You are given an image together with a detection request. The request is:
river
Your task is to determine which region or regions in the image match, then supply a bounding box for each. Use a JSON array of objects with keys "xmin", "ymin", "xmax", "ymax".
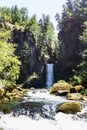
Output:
[{"xmin": 0, "ymin": 89, "xmax": 87, "ymax": 130}]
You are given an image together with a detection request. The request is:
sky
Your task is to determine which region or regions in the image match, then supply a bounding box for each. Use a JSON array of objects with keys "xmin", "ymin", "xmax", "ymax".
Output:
[{"xmin": 0, "ymin": 0, "xmax": 66, "ymax": 36}]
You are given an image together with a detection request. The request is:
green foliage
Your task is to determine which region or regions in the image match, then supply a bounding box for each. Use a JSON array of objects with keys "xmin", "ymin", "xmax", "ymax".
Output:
[
  {"xmin": 0, "ymin": 28, "xmax": 11, "ymax": 42},
  {"xmin": 0, "ymin": 7, "xmax": 12, "ymax": 23},
  {"xmin": 56, "ymin": 0, "xmax": 87, "ymax": 30},
  {"xmin": 25, "ymin": 14, "xmax": 55, "ymax": 59},
  {"xmin": 11, "ymin": 5, "xmax": 22, "ymax": 24},
  {"xmin": 80, "ymin": 89, "xmax": 87, "ymax": 95},
  {"xmin": 20, "ymin": 42, "xmax": 29, "ymax": 60},
  {"xmin": 20, "ymin": 7, "xmax": 28, "ymax": 25},
  {"xmin": 0, "ymin": 41, "xmax": 21, "ymax": 86},
  {"xmin": 37, "ymin": 14, "xmax": 55, "ymax": 57},
  {"xmin": 26, "ymin": 15, "xmax": 40, "ymax": 40},
  {"xmin": 69, "ymin": 59, "xmax": 87, "ymax": 86},
  {"xmin": 80, "ymin": 21, "xmax": 87, "ymax": 42}
]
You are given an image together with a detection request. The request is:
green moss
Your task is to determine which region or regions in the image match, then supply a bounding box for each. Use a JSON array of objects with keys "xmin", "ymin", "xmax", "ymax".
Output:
[
  {"xmin": 56, "ymin": 102, "xmax": 82, "ymax": 114},
  {"xmin": 49, "ymin": 87, "xmax": 58, "ymax": 95}
]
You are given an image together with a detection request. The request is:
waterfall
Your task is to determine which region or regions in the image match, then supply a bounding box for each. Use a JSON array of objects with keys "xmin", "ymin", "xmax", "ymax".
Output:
[{"xmin": 46, "ymin": 63, "xmax": 54, "ymax": 88}]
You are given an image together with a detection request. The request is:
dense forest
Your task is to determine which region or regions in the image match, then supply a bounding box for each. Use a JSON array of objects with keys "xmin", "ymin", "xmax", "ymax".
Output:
[{"xmin": 0, "ymin": 0, "xmax": 87, "ymax": 93}]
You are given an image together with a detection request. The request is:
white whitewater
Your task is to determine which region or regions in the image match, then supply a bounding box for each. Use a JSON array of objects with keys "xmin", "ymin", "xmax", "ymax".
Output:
[
  {"xmin": 46, "ymin": 63, "xmax": 54, "ymax": 88},
  {"xmin": 0, "ymin": 89, "xmax": 87, "ymax": 130}
]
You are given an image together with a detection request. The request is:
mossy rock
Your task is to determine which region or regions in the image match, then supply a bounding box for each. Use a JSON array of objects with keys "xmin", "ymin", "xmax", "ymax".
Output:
[
  {"xmin": 56, "ymin": 101, "xmax": 82, "ymax": 114},
  {"xmin": 0, "ymin": 88, "xmax": 5, "ymax": 98},
  {"xmin": 50, "ymin": 81, "xmax": 73, "ymax": 95},
  {"xmin": 71, "ymin": 85, "xmax": 84, "ymax": 93},
  {"xmin": 66, "ymin": 93, "xmax": 82, "ymax": 100},
  {"xmin": 11, "ymin": 88, "xmax": 27, "ymax": 100},
  {"xmin": 1, "ymin": 97, "xmax": 9, "ymax": 102},
  {"xmin": 82, "ymin": 95, "xmax": 87, "ymax": 101},
  {"xmin": 50, "ymin": 87, "xmax": 59, "ymax": 95}
]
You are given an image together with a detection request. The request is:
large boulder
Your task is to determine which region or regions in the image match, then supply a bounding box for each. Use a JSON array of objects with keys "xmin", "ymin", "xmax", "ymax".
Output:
[
  {"xmin": 56, "ymin": 101, "xmax": 82, "ymax": 114},
  {"xmin": 50, "ymin": 81, "xmax": 73, "ymax": 95}
]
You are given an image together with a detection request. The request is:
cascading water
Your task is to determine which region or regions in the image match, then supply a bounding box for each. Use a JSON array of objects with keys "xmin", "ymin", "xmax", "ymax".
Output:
[
  {"xmin": 0, "ymin": 89, "xmax": 87, "ymax": 130},
  {"xmin": 46, "ymin": 63, "xmax": 54, "ymax": 88}
]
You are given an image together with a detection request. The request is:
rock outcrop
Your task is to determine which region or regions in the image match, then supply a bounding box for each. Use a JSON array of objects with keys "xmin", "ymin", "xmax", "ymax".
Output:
[{"xmin": 57, "ymin": 16, "xmax": 86, "ymax": 79}]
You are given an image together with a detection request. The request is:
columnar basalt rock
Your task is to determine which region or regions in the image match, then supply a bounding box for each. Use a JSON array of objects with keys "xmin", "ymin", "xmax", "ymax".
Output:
[
  {"xmin": 57, "ymin": 16, "xmax": 86, "ymax": 79},
  {"xmin": 12, "ymin": 28, "xmax": 37, "ymax": 82}
]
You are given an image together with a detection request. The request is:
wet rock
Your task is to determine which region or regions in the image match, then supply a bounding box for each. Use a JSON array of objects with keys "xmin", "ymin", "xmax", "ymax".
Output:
[
  {"xmin": 23, "ymin": 77, "xmax": 44, "ymax": 89},
  {"xmin": 50, "ymin": 81, "xmax": 73, "ymax": 95},
  {"xmin": 56, "ymin": 101, "xmax": 82, "ymax": 114},
  {"xmin": 82, "ymin": 95, "xmax": 87, "ymax": 101},
  {"xmin": 71, "ymin": 85, "xmax": 84, "ymax": 93},
  {"xmin": 66, "ymin": 93, "xmax": 82, "ymax": 100}
]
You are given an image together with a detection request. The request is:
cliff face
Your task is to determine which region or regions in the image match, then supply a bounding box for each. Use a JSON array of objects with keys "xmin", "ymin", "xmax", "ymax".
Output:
[
  {"xmin": 12, "ymin": 27, "xmax": 37, "ymax": 82},
  {"xmin": 11, "ymin": 27, "xmax": 47, "ymax": 83},
  {"xmin": 57, "ymin": 17, "xmax": 85, "ymax": 79}
]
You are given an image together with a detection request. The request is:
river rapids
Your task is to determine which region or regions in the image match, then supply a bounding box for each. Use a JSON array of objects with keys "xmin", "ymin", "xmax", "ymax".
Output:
[{"xmin": 0, "ymin": 89, "xmax": 87, "ymax": 130}]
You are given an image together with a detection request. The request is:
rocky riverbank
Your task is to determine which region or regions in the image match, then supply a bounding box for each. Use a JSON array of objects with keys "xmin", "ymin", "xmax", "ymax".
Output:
[{"xmin": 0, "ymin": 86, "xmax": 28, "ymax": 103}]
